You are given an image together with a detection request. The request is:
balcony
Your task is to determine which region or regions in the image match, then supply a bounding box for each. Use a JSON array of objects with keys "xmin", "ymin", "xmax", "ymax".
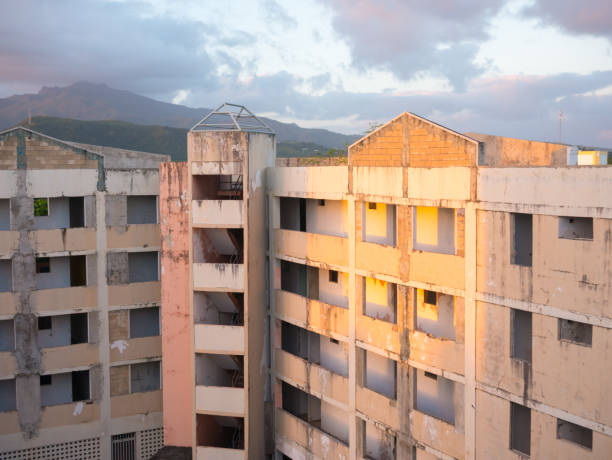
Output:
[
  {"xmin": 197, "ymin": 447, "xmax": 245, "ymax": 460},
  {"xmin": 110, "ymin": 336, "xmax": 162, "ymax": 363},
  {"xmin": 111, "ymin": 389, "xmax": 163, "ymax": 418},
  {"xmin": 32, "ymin": 286, "xmax": 97, "ymax": 313},
  {"xmin": 275, "ymin": 349, "xmax": 348, "ymax": 406},
  {"xmin": 40, "ymin": 401, "xmax": 100, "ymax": 428},
  {"xmin": 195, "ymin": 324, "xmax": 244, "ymax": 355},
  {"xmin": 108, "ymin": 281, "xmax": 160, "ymax": 307},
  {"xmin": 356, "ymin": 314, "xmax": 400, "ymax": 355},
  {"xmin": 107, "ymin": 224, "xmax": 161, "ymax": 250},
  {"xmin": 275, "ymin": 229, "xmax": 348, "ymax": 269},
  {"xmin": 31, "ymin": 228, "xmax": 96, "ymax": 254},
  {"xmin": 193, "ymin": 263, "xmax": 244, "ymax": 291},
  {"xmin": 410, "ymin": 251, "xmax": 465, "ymax": 290},
  {"xmin": 196, "ymin": 386, "xmax": 245, "ymax": 417},
  {"xmin": 275, "ymin": 408, "xmax": 349, "ymax": 460},
  {"xmin": 410, "ymin": 410, "xmax": 464, "ymax": 460},
  {"xmin": 356, "ymin": 241, "xmax": 401, "ymax": 279},
  {"xmin": 192, "ymin": 200, "xmax": 243, "ymax": 228},
  {"xmin": 275, "ymin": 290, "xmax": 348, "ymax": 339},
  {"xmin": 409, "ymin": 331, "xmax": 464, "ymax": 376},
  {"xmin": 41, "ymin": 343, "xmax": 98, "ymax": 373},
  {"xmin": 356, "ymin": 385, "xmax": 400, "ymax": 430}
]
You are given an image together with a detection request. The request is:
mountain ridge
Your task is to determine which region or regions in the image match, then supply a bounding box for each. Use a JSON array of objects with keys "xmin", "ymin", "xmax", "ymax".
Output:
[{"xmin": 0, "ymin": 82, "xmax": 359, "ymax": 149}]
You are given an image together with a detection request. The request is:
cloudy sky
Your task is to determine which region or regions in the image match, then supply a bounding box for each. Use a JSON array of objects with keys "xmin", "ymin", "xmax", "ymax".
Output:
[{"xmin": 1, "ymin": 0, "xmax": 611, "ymax": 144}]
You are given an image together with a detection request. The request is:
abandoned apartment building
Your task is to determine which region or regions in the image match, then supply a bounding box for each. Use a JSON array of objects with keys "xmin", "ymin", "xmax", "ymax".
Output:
[
  {"xmin": 0, "ymin": 127, "xmax": 167, "ymax": 459},
  {"xmin": 160, "ymin": 105, "xmax": 612, "ymax": 460}
]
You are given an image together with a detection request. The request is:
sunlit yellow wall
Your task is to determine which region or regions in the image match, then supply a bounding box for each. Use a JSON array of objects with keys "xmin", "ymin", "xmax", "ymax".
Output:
[
  {"xmin": 577, "ymin": 151, "xmax": 599, "ymax": 165},
  {"xmin": 364, "ymin": 202, "xmax": 388, "ymax": 238},
  {"xmin": 365, "ymin": 276, "xmax": 388, "ymax": 306},
  {"xmin": 415, "ymin": 206, "xmax": 438, "ymax": 246}
]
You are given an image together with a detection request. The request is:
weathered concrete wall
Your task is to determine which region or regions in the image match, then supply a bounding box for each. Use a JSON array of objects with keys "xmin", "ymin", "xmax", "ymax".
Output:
[{"xmin": 159, "ymin": 162, "xmax": 191, "ymax": 447}]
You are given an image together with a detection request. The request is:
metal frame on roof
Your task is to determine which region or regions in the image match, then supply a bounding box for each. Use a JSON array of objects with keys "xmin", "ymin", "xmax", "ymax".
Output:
[{"xmin": 190, "ymin": 103, "xmax": 274, "ymax": 134}]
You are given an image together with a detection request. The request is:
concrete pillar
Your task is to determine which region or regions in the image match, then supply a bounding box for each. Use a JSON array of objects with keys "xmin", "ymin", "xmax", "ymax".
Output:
[
  {"xmin": 348, "ymin": 196, "xmax": 357, "ymax": 460},
  {"xmin": 464, "ymin": 203, "xmax": 477, "ymax": 460}
]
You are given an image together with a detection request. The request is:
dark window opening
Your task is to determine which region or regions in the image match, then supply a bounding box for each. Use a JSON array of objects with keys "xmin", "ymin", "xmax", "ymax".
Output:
[
  {"xmin": 558, "ymin": 319, "xmax": 592, "ymax": 347},
  {"xmin": 510, "ymin": 402, "xmax": 531, "ymax": 456},
  {"xmin": 511, "ymin": 213, "xmax": 533, "ymax": 267},
  {"xmin": 329, "ymin": 270, "xmax": 338, "ymax": 283},
  {"xmin": 299, "ymin": 198, "xmax": 306, "ymax": 232},
  {"xmin": 192, "ymin": 175, "xmax": 243, "ymax": 200},
  {"xmin": 196, "ymin": 414, "xmax": 244, "ymax": 450},
  {"xmin": 557, "ymin": 419, "xmax": 592, "ymax": 450},
  {"xmin": 69, "ymin": 197, "xmax": 85, "ymax": 228},
  {"xmin": 127, "ymin": 195, "xmax": 157, "ymax": 225},
  {"xmin": 281, "ymin": 321, "xmax": 320, "ymax": 364},
  {"xmin": 330, "ymin": 338, "xmax": 339, "ymax": 344},
  {"xmin": 424, "ymin": 371, "xmax": 438, "ymax": 380},
  {"xmin": 36, "ymin": 257, "xmax": 50, "ymax": 274},
  {"xmin": 72, "ymin": 370, "xmax": 90, "ymax": 401},
  {"xmin": 511, "ymin": 309, "xmax": 532, "ymax": 363},
  {"xmin": 368, "ymin": 202, "xmax": 377, "ymax": 210},
  {"xmin": 319, "ymin": 199, "xmax": 325, "ymax": 206},
  {"xmin": 280, "ymin": 260, "xmax": 309, "ymax": 298},
  {"xmin": 34, "ymin": 198, "xmax": 49, "ymax": 217},
  {"xmin": 40, "ymin": 375, "xmax": 52, "ymax": 386},
  {"xmin": 129, "ymin": 307, "xmax": 160, "ymax": 338},
  {"xmin": 70, "ymin": 255, "xmax": 87, "ymax": 287},
  {"xmin": 70, "ymin": 313, "xmax": 88, "ymax": 345},
  {"xmin": 424, "ymin": 290, "xmax": 437, "ymax": 305},
  {"xmin": 558, "ymin": 216, "xmax": 593, "ymax": 240},
  {"xmin": 38, "ymin": 316, "xmax": 52, "ymax": 330}
]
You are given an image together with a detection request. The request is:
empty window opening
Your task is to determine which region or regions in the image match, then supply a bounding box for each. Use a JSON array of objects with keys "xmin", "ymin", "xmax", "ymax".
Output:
[
  {"xmin": 36, "ymin": 255, "xmax": 88, "ymax": 289},
  {"xmin": 511, "ymin": 309, "xmax": 532, "ymax": 363},
  {"xmin": 127, "ymin": 195, "xmax": 157, "ymax": 225},
  {"xmin": 196, "ymin": 414, "xmax": 244, "ymax": 450},
  {"xmin": 192, "ymin": 174, "xmax": 243, "ymax": 201},
  {"xmin": 280, "ymin": 197, "xmax": 348, "ymax": 237},
  {"xmin": 363, "ymin": 277, "xmax": 396, "ymax": 323},
  {"xmin": 329, "ymin": 270, "xmax": 338, "ymax": 283},
  {"xmin": 130, "ymin": 361, "xmax": 160, "ymax": 393},
  {"xmin": 511, "ymin": 213, "xmax": 533, "ymax": 266},
  {"xmin": 69, "ymin": 197, "xmax": 85, "ymax": 228},
  {"xmin": 0, "ymin": 378, "xmax": 16, "ymax": 412},
  {"xmin": 36, "ymin": 257, "xmax": 50, "ymax": 274},
  {"xmin": 111, "ymin": 432, "xmax": 136, "ymax": 460},
  {"xmin": 280, "ymin": 260, "xmax": 314, "ymax": 298},
  {"xmin": 129, "ymin": 307, "xmax": 160, "ymax": 338},
  {"xmin": 558, "ymin": 319, "xmax": 592, "ymax": 347},
  {"xmin": 193, "ymin": 228, "xmax": 243, "ymax": 264},
  {"xmin": 363, "ymin": 420, "xmax": 395, "ymax": 460},
  {"xmin": 510, "ymin": 402, "xmax": 531, "ymax": 456},
  {"xmin": 281, "ymin": 322, "xmax": 320, "ymax": 365},
  {"xmin": 415, "ymin": 368, "xmax": 455, "ymax": 425},
  {"xmin": 363, "ymin": 202, "xmax": 396, "ymax": 246},
  {"xmin": 128, "ymin": 252, "xmax": 159, "ymax": 283},
  {"xmin": 558, "ymin": 216, "xmax": 593, "ymax": 240},
  {"xmin": 364, "ymin": 350, "xmax": 396, "ymax": 399},
  {"xmin": 40, "ymin": 370, "xmax": 90, "ymax": 406},
  {"xmin": 0, "ymin": 199, "xmax": 10, "ymax": 230},
  {"xmin": 38, "ymin": 313, "xmax": 89, "ymax": 348},
  {"xmin": 282, "ymin": 382, "xmax": 321, "ymax": 427},
  {"xmin": 557, "ymin": 419, "xmax": 592, "ymax": 450},
  {"xmin": 196, "ymin": 353, "xmax": 244, "ymax": 388},
  {"xmin": 330, "ymin": 338, "xmax": 339, "ymax": 344},
  {"xmin": 413, "ymin": 207, "xmax": 455, "ymax": 254},
  {"xmin": 38, "ymin": 316, "xmax": 52, "ymax": 330},
  {"xmin": 415, "ymin": 289, "xmax": 456, "ymax": 340},
  {"xmin": 194, "ymin": 292, "xmax": 244, "ymax": 326},
  {"xmin": 0, "ymin": 259, "xmax": 11, "ymax": 292},
  {"xmin": 0, "ymin": 319, "xmax": 15, "ymax": 351},
  {"xmin": 34, "ymin": 198, "xmax": 49, "ymax": 217},
  {"xmin": 319, "ymin": 199, "xmax": 325, "ymax": 206},
  {"xmin": 280, "ymin": 197, "xmax": 305, "ymax": 231}
]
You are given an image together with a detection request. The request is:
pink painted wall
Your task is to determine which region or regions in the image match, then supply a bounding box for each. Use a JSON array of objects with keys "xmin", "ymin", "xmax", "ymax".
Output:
[{"xmin": 159, "ymin": 162, "xmax": 192, "ymax": 447}]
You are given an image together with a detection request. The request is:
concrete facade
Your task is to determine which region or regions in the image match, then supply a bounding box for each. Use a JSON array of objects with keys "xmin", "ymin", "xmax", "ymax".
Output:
[
  {"xmin": 158, "ymin": 109, "xmax": 612, "ymax": 460},
  {"xmin": 0, "ymin": 127, "xmax": 167, "ymax": 460}
]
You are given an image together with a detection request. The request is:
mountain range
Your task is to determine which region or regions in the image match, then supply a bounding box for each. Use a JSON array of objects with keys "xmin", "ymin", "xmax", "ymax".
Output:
[{"xmin": 0, "ymin": 82, "xmax": 359, "ymax": 149}]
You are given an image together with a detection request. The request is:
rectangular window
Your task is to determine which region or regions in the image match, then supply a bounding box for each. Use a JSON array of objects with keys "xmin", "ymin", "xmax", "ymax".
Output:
[
  {"xmin": 129, "ymin": 307, "xmax": 160, "ymax": 338},
  {"xmin": 127, "ymin": 195, "xmax": 158, "ymax": 225},
  {"xmin": 40, "ymin": 375, "xmax": 52, "ymax": 385},
  {"xmin": 413, "ymin": 206, "xmax": 455, "ymax": 254},
  {"xmin": 510, "ymin": 402, "xmax": 531, "ymax": 456},
  {"xmin": 368, "ymin": 202, "xmax": 377, "ymax": 210},
  {"xmin": 511, "ymin": 309, "xmax": 532, "ymax": 363},
  {"xmin": 33, "ymin": 198, "xmax": 49, "ymax": 217},
  {"xmin": 511, "ymin": 213, "xmax": 532, "ymax": 266},
  {"xmin": 558, "ymin": 319, "xmax": 592, "ymax": 347},
  {"xmin": 557, "ymin": 419, "xmax": 592, "ymax": 450},
  {"xmin": 319, "ymin": 199, "xmax": 325, "ymax": 206},
  {"xmin": 38, "ymin": 316, "xmax": 52, "ymax": 330},
  {"xmin": 424, "ymin": 290, "xmax": 437, "ymax": 305},
  {"xmin": 130, "ymin": 361, "xmax": 160, "ymax": 393},
  {"xmin": 414, "ymin": 368, "xmax": 455, "ymax": 425},
  {"xmin": 36, "ymin": 257, "xmax": 50, "ymax": 274},
  {"xmin": 329, "ymin": 270, "xmax": 338, "ymax": 283},
  {"xmin": 72, "ymin": 370, "xmax": 90, "ymax": 401},
  {"xmin": 558, "ymin": 217, "xmax": 593, "ymax": 240}
]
